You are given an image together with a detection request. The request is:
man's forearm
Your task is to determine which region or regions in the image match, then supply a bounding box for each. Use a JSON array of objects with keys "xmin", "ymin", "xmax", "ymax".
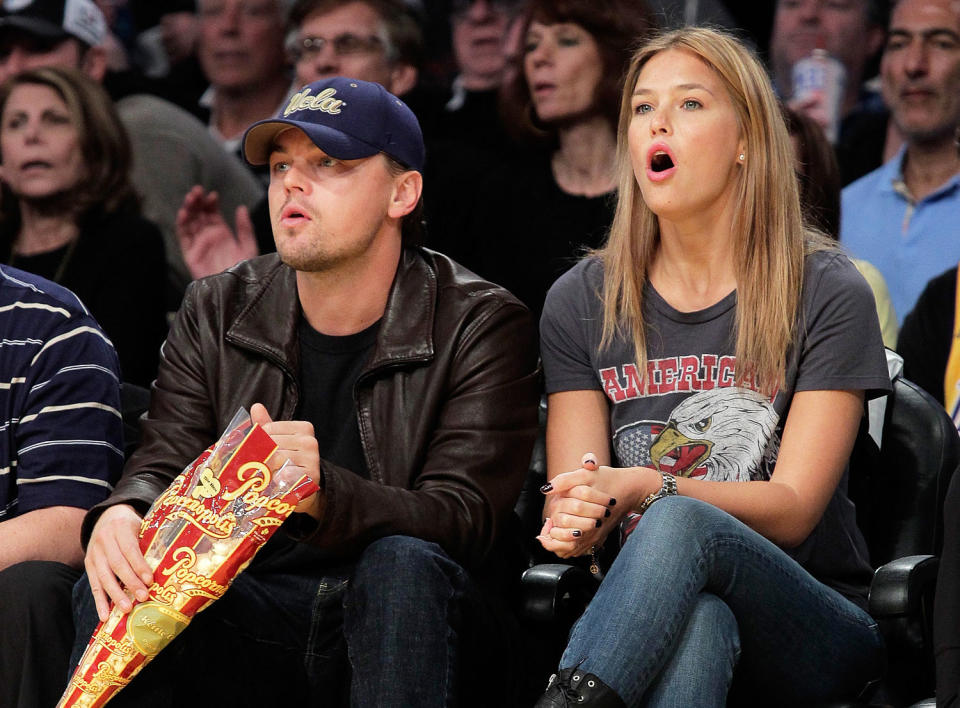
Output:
[{"xmin": 0, "ymin": 506, "xmax": 87, "ymax": 571}]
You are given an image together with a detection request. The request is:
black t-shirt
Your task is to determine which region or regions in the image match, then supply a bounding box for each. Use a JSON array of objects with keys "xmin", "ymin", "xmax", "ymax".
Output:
[
  {"xmin": 4, "ymin": 210, "xmax": 168, "ymax": 387},
  {"xmin": 254, "ymin": 315, "xmax": 380, "ymax": 571},
  {"xmin": 294, "ymin": 316, "xmax": 381, "ymax": 478},
  {"xmin": 443, "ymin": 152, "xmax": 616, "ymax": 322}
]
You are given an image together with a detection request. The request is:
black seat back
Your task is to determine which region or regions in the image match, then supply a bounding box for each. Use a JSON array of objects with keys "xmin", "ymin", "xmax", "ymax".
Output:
[
  {"xmin": 847, "ymin": 376, "xmax": 959, "ymax": 705},
  {"xmin": 849, "ymin": 377, "xmax": 960, "ymax": 566}
]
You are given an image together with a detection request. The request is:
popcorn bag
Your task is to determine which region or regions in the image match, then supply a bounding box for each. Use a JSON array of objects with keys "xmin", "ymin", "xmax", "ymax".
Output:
[{"xmin": 58, "ymin": 409, "xmax": 319, "ymax": 708}]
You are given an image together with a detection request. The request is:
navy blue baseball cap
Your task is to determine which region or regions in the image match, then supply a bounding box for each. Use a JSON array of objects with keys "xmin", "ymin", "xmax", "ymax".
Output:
[{"xmin": 243, "ymin": 77, "xmax": 425, "ymax": 172}]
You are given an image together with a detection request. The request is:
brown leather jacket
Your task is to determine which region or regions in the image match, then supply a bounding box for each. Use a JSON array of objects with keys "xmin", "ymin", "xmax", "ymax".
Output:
[{"xmin": 83, "ymin": 248, "xmax": 540, "ymax": 568}]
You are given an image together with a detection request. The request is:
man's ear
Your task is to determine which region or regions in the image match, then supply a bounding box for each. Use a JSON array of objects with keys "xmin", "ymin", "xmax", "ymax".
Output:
[
  {"xmin": 80, "ymin": 45, "xmax": 108, "ymax": 82},
  {"xmin": 388, "ymin": 63, "xmax": 418, "ymax": 98},
  {"xmin": 388, "ymin": 169, "xmax": 423, "ymax": 219}
]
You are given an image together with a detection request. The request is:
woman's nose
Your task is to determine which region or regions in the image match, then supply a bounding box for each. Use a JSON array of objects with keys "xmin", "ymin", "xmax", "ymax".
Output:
[
  {"xmin": 21, "ymin": 119, "xmax": 42, "ymax": 143},
  {"xmin": 650, "ymin": 110, "xmax": 671, "ymax": 135},
  {"xmin": 529, "ymin": 40, "xmax": 553, "ymax": 66}
]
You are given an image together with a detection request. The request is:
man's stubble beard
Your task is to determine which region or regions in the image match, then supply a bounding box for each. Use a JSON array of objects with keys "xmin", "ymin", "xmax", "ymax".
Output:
[{"xmin": 274, "ymin": 221, "xmax": 379, "ymax": 274}]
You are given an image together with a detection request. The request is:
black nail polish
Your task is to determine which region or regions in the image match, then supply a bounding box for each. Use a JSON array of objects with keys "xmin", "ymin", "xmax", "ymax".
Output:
[
  {"xmin": 540, "ymin": 483, "xmax": 553, "ymax": 493},
  {"xmin": 572, "ymin": 529, "xmax": 582, "ymax": 537},
  {"xmin": 604, "ymin": 508, "xmax": 611, "ymax": 518},
  {"xmin": 595, "ymin": 519, "xmax": 602, "ymax": 528},
  {"xmin": 609, "ymin": 498, "xmax": 617, "ymax": 506}
]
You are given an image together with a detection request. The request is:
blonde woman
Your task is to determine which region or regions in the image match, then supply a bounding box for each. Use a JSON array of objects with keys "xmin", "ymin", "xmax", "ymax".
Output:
[{"xmin": 535, "ymin": 28, "xmax": 889, "ymax": 707}]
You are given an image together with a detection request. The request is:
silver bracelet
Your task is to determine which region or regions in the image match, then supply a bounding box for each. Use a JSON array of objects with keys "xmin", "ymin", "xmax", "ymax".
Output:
[{"xmin": 637, "ymin": 471, "xmax": 678, "ymax": 515}]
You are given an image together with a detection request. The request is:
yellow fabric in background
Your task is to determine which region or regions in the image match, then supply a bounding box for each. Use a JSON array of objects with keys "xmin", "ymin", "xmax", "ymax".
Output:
[
  {"xmin": 851, "ymin": 258, "xmax": 898, "ymax": 349},
  {"xmin": 945, "ymin": 267, "xmax": 960, "ymax": 425}
]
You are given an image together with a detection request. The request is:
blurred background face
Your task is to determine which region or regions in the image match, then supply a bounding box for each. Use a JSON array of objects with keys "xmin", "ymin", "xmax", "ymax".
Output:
[
  {"xmin": 161, "ymin": 11, "xmax": 201, "ymax": 65},
  {"xmin": 197, "ymin": 0, "xmax": 288, "ymax": 91},
  {"xmin": 290, "ymin": 2, "xmax": 392, "ymax": 87},
  {"xmin": 771, "ymin": 0, "xmax": 881, "ymax": 93},
  {"xmin": 0, "ymin": 32, "xmax": 84, "ymax": 83},
  {"xmin": 0, "ymin": 83, "xmax": 85, "ymax": 200},
  {"xmin": 450, "ymin": 0, "xmax": 520, "ymax": 89},
  {"xmin": 881, "ymin": 0, "xmax": 960, "ymax": 143},
  {"xmin": 523, "ymin": 20, "xmax": 603, "ymax": 124}
]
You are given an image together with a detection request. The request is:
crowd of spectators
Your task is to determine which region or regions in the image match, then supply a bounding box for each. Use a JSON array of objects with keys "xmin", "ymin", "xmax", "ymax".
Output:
[{"xmin": 0, "ymin": 0, "xmax": 959, "ymax": 705}]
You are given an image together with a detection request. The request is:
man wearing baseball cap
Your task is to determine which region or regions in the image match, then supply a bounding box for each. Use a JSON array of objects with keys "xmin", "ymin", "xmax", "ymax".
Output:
[
  {"xmin": 76, "ymin": 78, "xmax": 538, "ymax": 706},
  {"xmin": 0, "ymin": 0, "xmax": 105, "ymax": 56}
]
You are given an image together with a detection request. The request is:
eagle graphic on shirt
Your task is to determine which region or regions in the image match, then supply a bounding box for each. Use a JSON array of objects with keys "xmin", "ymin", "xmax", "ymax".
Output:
[{"xmin": 613, "ymin": 386, "xmax": 780, "ymax": 483}]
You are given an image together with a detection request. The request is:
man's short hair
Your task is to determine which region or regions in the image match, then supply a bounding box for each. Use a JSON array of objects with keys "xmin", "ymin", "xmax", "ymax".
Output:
[
  {"xmin": 865, "ymin": 0, "xmax": 891, "ymax": 28},
  {"xmin": 384, "ymin": 155, "xmax": 424, "ymax": 245}
]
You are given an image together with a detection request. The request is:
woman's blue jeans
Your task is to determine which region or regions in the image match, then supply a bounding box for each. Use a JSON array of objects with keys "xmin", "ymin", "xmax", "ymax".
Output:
[{"xmin": 560, "ymin": 496, "xmax": 884, "ymax": 707}]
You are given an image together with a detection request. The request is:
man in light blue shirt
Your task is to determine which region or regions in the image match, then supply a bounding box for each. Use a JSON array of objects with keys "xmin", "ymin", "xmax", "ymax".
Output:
[{"xmin": 840, "ymin": 0, "xmax": 960, "ymax": 324}]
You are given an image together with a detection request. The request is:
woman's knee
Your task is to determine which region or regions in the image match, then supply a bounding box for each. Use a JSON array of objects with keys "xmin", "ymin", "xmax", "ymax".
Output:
[
  {"xmin": 623, "ymin": 496, "xmax": 735, "ymax": 555},
  {"xmin": 642, "ymin": 495, "xmax": 729, "ymax": 528}
]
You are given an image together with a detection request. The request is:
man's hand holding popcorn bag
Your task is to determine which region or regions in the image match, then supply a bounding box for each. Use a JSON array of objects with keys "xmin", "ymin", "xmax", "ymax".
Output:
[{"xmin": 58, "ymin": 405, "xmax": 321, "ymax": 707}]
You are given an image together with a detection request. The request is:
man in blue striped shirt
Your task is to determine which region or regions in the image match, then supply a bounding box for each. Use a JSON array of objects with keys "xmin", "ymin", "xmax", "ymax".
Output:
[{"xmin": 0, "ymin": 264, "xmax": 123, "ymax": 708}]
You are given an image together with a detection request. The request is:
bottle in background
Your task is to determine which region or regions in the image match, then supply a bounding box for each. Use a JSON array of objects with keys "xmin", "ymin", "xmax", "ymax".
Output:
[{"xmin": 791, "ymin": 45, "xmax": 846, "ymax": 144}]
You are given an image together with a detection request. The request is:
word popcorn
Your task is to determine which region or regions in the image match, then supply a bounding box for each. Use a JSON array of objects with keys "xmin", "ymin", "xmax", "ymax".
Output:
[{"xmin": 57, "ymin": 409, "xmax": 319, "ymax": 708}]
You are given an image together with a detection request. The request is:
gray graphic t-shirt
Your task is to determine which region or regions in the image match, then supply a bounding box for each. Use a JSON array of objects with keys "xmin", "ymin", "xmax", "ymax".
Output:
[{"xmin": 540, "ymin": 249, "xmax": 891, "ymax": 604}]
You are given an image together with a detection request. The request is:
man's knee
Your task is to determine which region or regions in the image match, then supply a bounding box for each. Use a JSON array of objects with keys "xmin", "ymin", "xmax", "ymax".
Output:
[
  {"xmin": 353, "ymin": 535, "xmax": 462, "ymax": 589},
  {"xmin": 0, "ymin": 562, "xmax": 79, "ymax": 707},
  {"xmin": 0, "ymin": 562, "xmax": 78, "ymax": 654},
  {"xmin": 0, "ymin": 560, "xmax": 78, "ymax": 617}
]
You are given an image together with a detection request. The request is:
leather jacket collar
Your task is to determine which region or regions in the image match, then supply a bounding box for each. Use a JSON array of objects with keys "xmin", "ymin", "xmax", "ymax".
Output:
[{"xmin": 224, "ymin": 249, "xmax": 436, "ymax": 379}]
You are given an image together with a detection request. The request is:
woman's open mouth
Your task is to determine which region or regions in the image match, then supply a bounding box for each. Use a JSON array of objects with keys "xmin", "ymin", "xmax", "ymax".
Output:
[{"xmin": 646, "ymin": 144, "xmax": 677, "ymax": 182}]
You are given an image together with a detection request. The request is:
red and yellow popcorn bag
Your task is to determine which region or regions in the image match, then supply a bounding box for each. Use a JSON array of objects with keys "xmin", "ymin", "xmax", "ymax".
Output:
[{"xmin": 58, "ymin": 409, "xmax": 319, "ymax": 707}]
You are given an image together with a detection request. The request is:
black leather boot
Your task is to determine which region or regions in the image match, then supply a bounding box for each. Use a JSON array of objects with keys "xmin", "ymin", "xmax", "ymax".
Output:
[{"xmin": 533, "ymin": 667, "xmax": 627, "ymax": 707}]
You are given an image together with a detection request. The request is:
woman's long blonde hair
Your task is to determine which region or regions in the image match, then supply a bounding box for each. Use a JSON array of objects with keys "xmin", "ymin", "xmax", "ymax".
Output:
[{"xmin": 599, "ymin": 27, "xmax": 829, "ymax": 392}]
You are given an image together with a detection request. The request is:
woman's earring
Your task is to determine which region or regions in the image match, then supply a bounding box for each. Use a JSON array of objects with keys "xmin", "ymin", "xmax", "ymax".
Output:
[{"xmin": 738, "ymin": 153, "xmax": 745, "ymax": 162}]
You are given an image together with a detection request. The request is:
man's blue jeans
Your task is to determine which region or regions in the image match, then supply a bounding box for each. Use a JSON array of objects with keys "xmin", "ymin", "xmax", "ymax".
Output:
[
  {"xmin": 71, "ymin": 535, "xmax": 509, "ymax": 706},
  {"xmin": 559, "ymin": 497, "xmax": 884, "ymax": 707}
]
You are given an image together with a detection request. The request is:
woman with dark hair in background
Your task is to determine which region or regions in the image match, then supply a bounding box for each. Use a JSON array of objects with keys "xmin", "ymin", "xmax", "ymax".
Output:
[
  {"xmin": 451, "ymin": 0, "xmax": 656, "ymax": 320},
  {"xmin": 782, "ymin": 104, "xmax": 897, "ymax": 347},
  {"xmin": 0, "ymin": 66, "xmax": 167, "ymax": 386}
]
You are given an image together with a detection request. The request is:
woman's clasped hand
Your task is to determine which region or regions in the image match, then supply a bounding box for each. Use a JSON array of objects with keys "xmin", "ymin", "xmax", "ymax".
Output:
[{"xmin": 537, "ymin": 453, "xmax": 654, "ymax": 558}]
